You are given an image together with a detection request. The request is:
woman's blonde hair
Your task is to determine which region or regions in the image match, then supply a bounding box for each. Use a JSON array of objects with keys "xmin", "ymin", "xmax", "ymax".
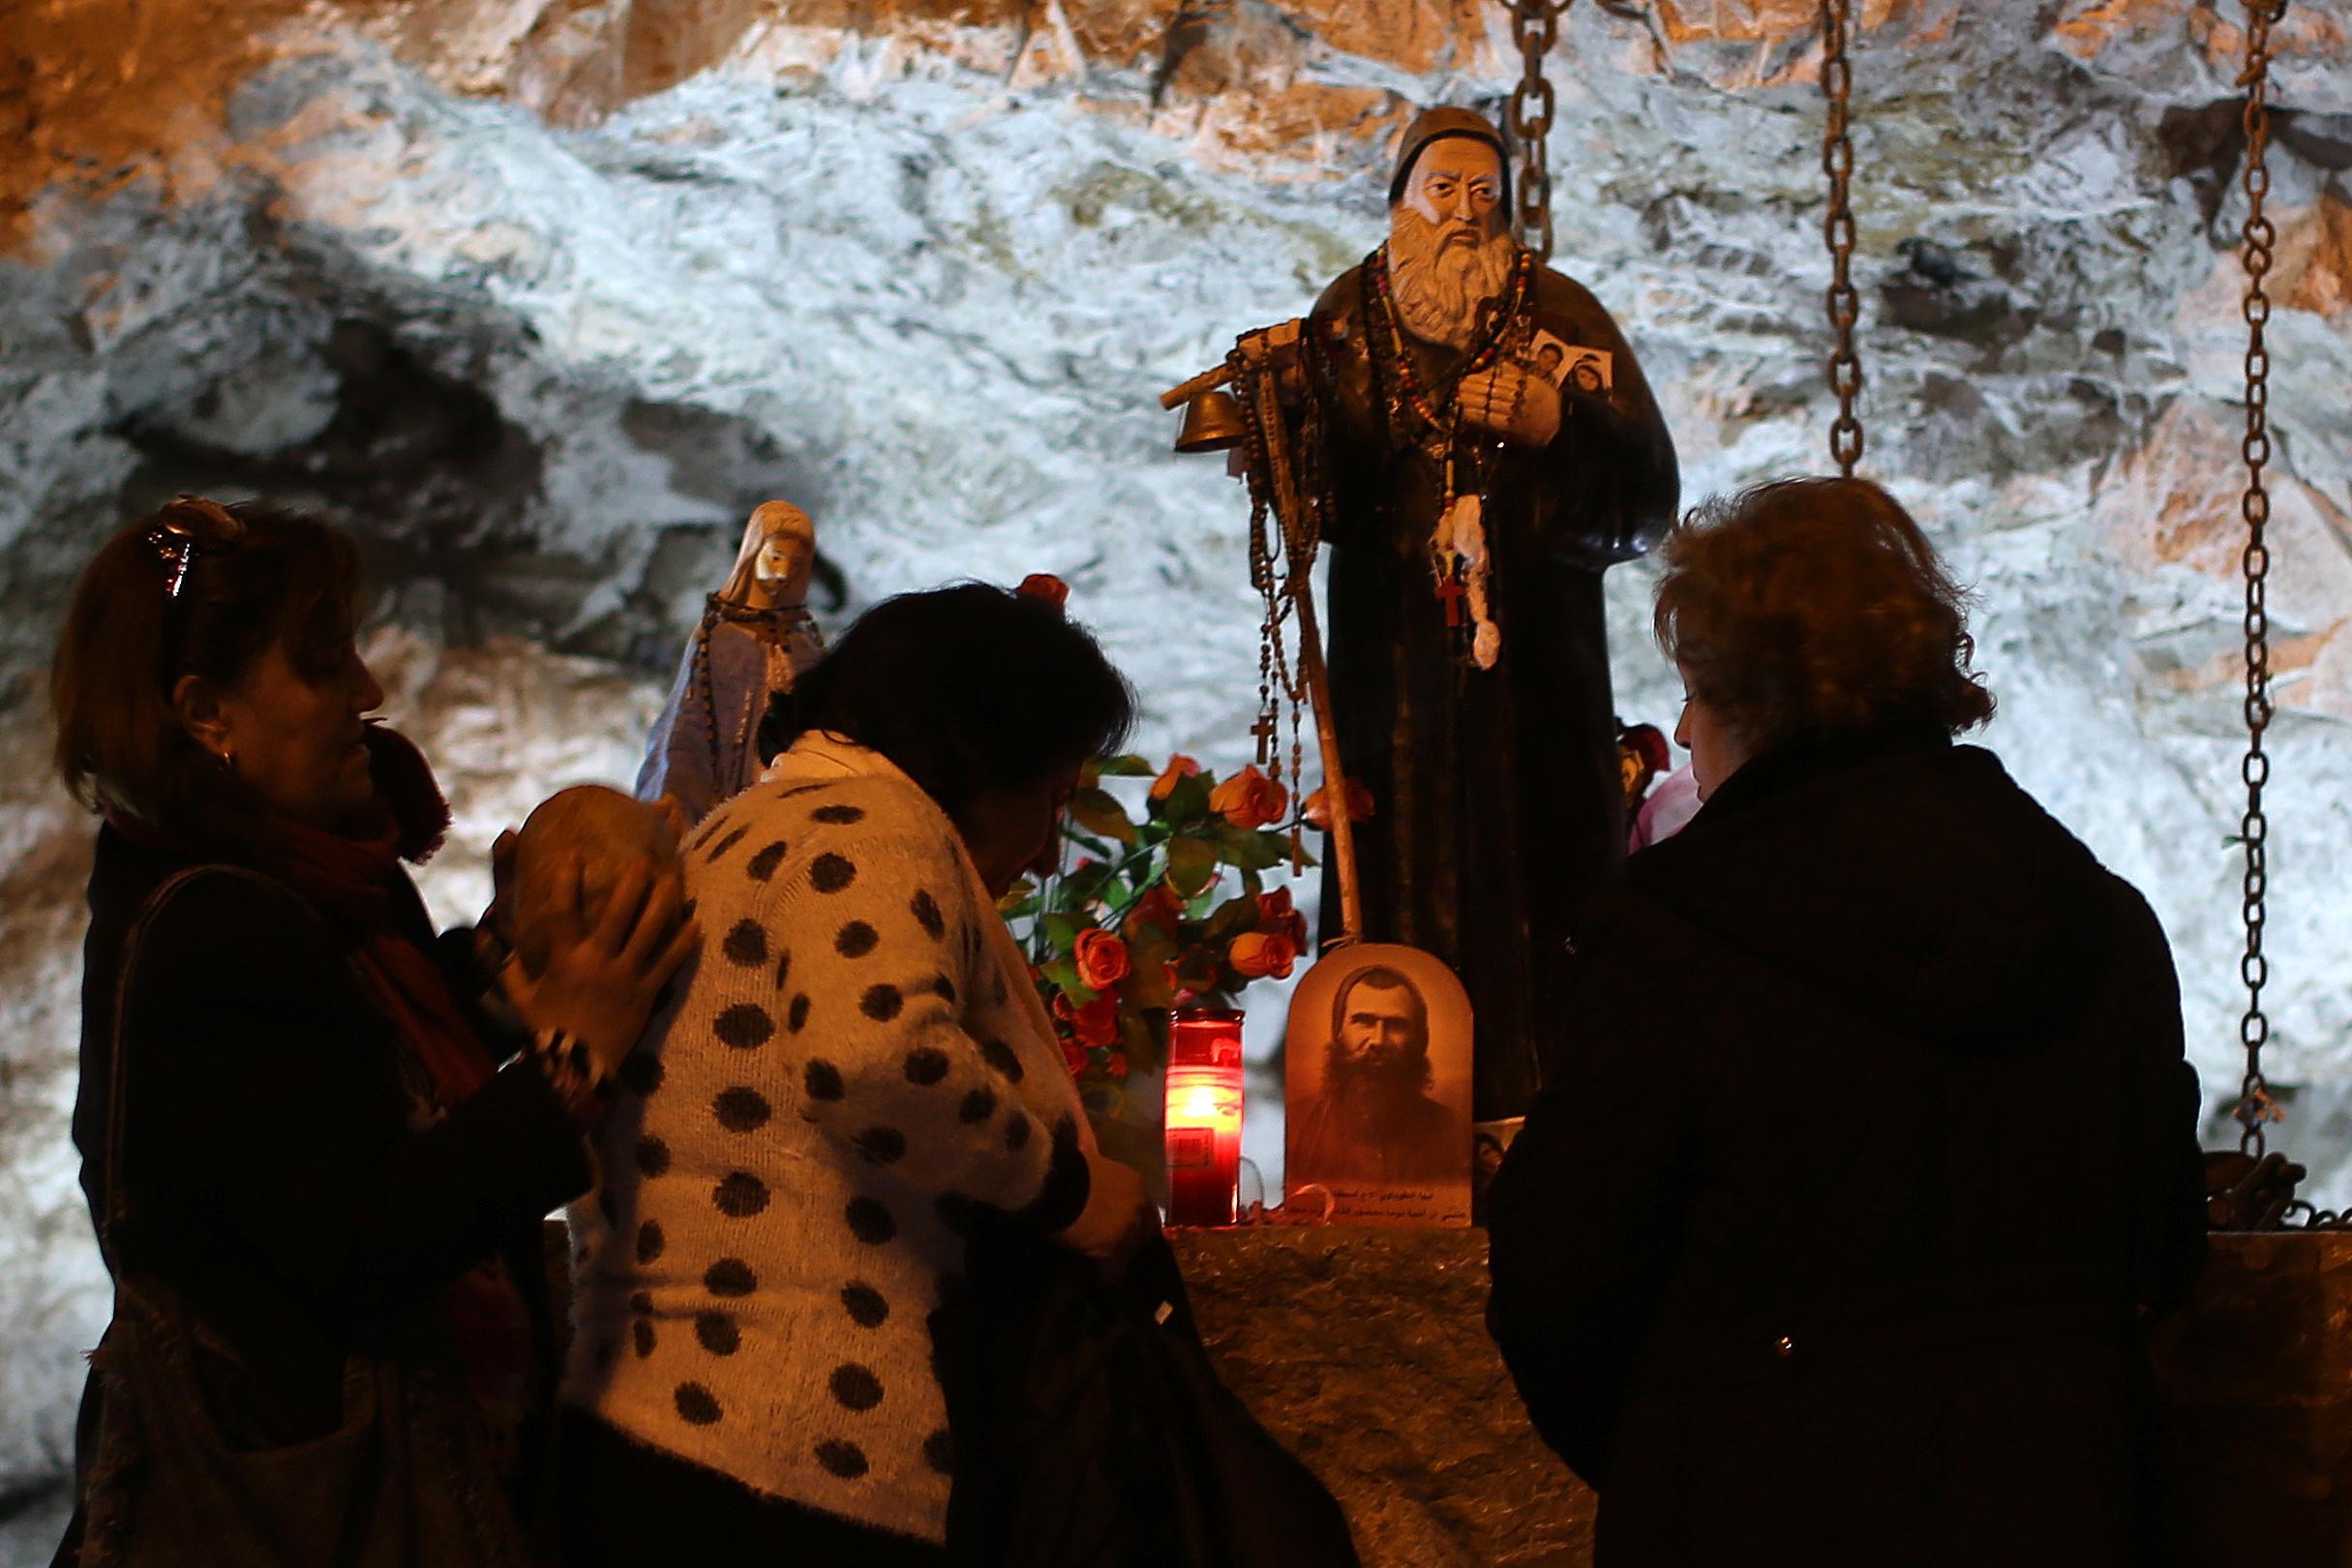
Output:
[{"xmin": 1653, "ymin": 477, "xmax": 1994, "ymax": 748}]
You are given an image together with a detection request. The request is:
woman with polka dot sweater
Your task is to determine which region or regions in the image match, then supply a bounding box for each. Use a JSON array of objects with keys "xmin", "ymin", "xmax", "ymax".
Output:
[{"xmin": 559, "ymin": 583, "xmax": 1157, "ymax": 1564}]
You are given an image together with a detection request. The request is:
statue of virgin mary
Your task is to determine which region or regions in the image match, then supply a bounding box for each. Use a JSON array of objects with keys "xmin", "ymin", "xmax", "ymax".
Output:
[{"xmin": 636, "ymin": 500, "xmax": 826, "ymax": 824}]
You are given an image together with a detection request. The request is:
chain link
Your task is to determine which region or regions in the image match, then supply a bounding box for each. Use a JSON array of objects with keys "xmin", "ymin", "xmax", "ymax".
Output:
[
  {"xmin": 2234, "ymin": 0, "xmax": 2288, "ymax": 1157},
  {"xmin": 1507, "ymin": 0, "xmax": 1572, "ymax": 262},
  {"xmin": 1819, "ymin": 0, "xmax": 1865, "ymax": 476}
]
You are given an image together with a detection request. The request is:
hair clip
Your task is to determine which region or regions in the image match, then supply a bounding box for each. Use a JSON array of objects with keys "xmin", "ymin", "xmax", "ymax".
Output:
[
  {"xmin": 1017, "ymin": 573, "xmax": 1070, "ymax": 612},
  {"xmin": 146, "ymin": 496, "xmax": 246, "ymax": 600}
]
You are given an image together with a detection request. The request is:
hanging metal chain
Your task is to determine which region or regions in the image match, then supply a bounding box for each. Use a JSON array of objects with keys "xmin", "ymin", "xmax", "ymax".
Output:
[
  {"xmin": 1820, "ymin": 0, "xmax": 1864, "ymax": 477},
  {"xmin": 2234, "ymin": 0, "xmax": 2289, "ymax": 1156},
  {"xmin": 1507, "ymin": 0, "xmax": 1573, "ymax": 262}
]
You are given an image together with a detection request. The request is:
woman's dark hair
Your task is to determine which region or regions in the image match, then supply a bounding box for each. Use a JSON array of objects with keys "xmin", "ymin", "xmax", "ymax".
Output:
[
  {"xmin": 51, "ymin": 497, "xmax": 363, "ymax": 840},
  {"xmin": 1653, "ymin": 476, "xmax": 1994, "ymax": 748},
  {"xmin": 760, "ymin": 582, "xmax": 1135, "ymax": 818}
]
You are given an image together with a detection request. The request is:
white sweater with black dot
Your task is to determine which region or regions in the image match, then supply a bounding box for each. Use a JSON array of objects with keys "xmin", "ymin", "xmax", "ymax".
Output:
[{"xmin": 563, "ymin": 732, "xmax": 1093, "ymax": 1544}]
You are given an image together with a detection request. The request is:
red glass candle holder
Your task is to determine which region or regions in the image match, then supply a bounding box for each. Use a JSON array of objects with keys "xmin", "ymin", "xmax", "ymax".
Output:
[{"xmin": 1164, "ymin": 1007, "xmax": 1246, "ymax": 1226}]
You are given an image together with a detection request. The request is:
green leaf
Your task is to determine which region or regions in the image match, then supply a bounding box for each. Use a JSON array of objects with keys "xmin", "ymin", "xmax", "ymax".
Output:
[
  {"xmin": 1122, "ymin": 949, "xmax": 1177, "ymax": 1010},
  {"xmin": 1241, "ymin": 864, "xmax": 1263, "ymax": 898},
  {"xmin": 1067, "ymin": 786, "xmax": 1137, "ymax": 846},
  {"xmin": 1203, "ymin": 893, "xmax": 1259, "ymax": 944},
  {"xmin": 1040, "ymin": 912, "xmax": 1088, "ymax": 953},
  {"xmin": 1056, "ymin": 859, "xmax": 1115, "ymax": 911},
  {"xmin": 1064, "ymin": 829, "xmax": 1118, "ymax": 861},
  {"xmin": 1126, "ymin": 920, "xmax": 1180, "ymax": 964},
  {"xmin": 1165, "ymin": 834, "xmax": 1220, "ymax": 897},
  {"xmin": 1158, "ymin": 771, "xmax": 1214, "ymax": 825},
  {"xmin": 1097, "ymin": 753, "xmax": 1156, "ymax": 777},
  {"xmin": 1219, "ymin": 825, "xmax": 1287, "ymax": 871},
  {"xmin": 1041, "ymin": 955, "xmax": 1095, "ymax": 1004}
]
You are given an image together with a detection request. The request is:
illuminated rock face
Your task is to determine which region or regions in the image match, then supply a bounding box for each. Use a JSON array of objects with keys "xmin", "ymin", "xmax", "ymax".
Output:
[{"xmin": 2, "ymin": 0, "xmax": 2350, "ymax": 1527}]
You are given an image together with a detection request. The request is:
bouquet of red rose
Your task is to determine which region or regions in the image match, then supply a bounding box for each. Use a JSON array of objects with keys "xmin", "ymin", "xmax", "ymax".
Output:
[{"xmin": 999, "ymin": 752, "xmax": 1336, "ymax": 1179}]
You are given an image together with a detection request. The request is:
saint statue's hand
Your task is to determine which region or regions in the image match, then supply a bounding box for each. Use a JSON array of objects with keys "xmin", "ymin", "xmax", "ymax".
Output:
[{"xmin": 1459, "ymin": 363, "xmax": 1561, "ymax": 447}]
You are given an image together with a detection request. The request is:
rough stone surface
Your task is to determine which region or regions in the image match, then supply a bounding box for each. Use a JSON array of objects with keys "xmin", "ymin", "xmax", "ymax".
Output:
[
  {"xmin": 2156, "ymin": 1231, "xmax": 2352, "ymax": 1568},
  {"xmin": 1174, "ymin": 1225, "xmax": 1590, "ymax": 1567},
  {"xmin": 1170, "ymin": 1226, "xmax": 2352, "ymax": 1568},
  {"xmin": 3, "ymin": 0, "xmax": 2352, "ymax": 1533}
]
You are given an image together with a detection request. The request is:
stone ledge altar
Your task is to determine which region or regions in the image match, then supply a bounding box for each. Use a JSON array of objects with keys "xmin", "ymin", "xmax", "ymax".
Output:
[
  {"xmin": 1168, "ymin": 1227, "xmax": 2352, "ymax": 1568},
  {"xmin": 1170, "ymin": 1225, "xmax": 1593, "ymax": 1568}
]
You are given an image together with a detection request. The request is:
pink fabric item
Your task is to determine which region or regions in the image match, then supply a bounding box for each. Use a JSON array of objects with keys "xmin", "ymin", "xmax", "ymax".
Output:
[{"xmin": 1630, "ymin": 763, "xmax": 1703, "ymax": 853}]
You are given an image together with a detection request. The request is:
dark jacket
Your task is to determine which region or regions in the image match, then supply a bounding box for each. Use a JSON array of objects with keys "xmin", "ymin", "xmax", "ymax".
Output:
[
  {"xmin": 1486, "ymin": 728, "xmax": 2207, "ymax": 1568},
  {"xmin": 71, "ymin": 825, "xmax": 590, "ymax": 1493}
]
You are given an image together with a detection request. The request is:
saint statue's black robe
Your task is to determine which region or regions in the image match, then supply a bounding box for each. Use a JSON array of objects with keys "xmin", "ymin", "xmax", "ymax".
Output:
[{"xmin": 1305, "ymin": 257, "xmax": 1678, "ymax": 1121}]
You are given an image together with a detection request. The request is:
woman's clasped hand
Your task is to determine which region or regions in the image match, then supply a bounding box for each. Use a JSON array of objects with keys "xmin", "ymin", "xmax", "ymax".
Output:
[{"xmin": 496, "ymin": 850, "xmax": 698, "ymax": 1078}]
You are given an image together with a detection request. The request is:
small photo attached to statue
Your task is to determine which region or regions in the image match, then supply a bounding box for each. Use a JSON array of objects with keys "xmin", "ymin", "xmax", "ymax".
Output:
[
  {"xmin": 1284, "ymin": 946, "xmax": 1472, "ymax": 1226},
  {"xmin": 1523, "ymin": 329, "xmax": 1613, "ymax": 396}
]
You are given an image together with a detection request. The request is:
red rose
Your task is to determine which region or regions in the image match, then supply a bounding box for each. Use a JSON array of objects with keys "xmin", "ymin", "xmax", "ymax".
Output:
[
  {"xmin": 1208, "ymin": 765, "xmax": 1288, "ymax": 830},
  {"xmin": 1150, "ymin": 754, "xmax": 1202, "ymax": 802},
  {"xmin": 1072, "ymin": 928, "xmax": 1131, "ymax": 990},
  {"xmin": 1255, "ymin": 888, "xmax": 1309, "ymax": 950},
  {"xmin": 1017, "ymin": 573, "xmax": 1070, "ymax": 610},
  {"xmin": 1302, "ymin": 778, "xmax": 1374, "ymax": 830},
  {"xmin": 1052, "ymin": 991, "xmax": 1122, "ymax": 1047},
  {"xmin": 1061, "ymin": 1040, "xmax": 1089, "ymax": 1078},
  {"xmin": 1227, "ymin": 930, "xmax": 1299, "ymax": 980},
  {"xmin": 1104, "ymin": 1050, "xmax": 1129, "ymax": 1079},
  {"xmin": 1122, "ymin": 884, "xmax": 1185, "ymax": 938}
]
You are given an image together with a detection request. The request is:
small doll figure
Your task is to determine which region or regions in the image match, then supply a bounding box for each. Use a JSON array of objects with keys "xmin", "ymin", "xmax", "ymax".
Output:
[
  {"xmin": 1618, "ymin": 717, "xmax": 1702, "ymax": 853},
  {"xmin": 1616, "ymin": 720, "xmax": 1670, "ymax": 818},
  {"xmin": 636, "ymin": 501, "xmax": 826, "ymax": 825}
]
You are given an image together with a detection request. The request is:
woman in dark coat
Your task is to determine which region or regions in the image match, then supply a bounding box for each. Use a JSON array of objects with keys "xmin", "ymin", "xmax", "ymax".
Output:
[
  {"xmin": 1486, "ymin": 477, "xmax": 2207, "ymax": 1568},
  {"xmin": 49, "ymin": 497, "xmax": 695, "ymax": 1564}
]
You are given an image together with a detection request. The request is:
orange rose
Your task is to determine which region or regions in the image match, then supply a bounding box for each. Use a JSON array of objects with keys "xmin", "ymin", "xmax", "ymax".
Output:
[
  {"xmin": 1017, "ymin": 573, "xmax": 1070, "ymax": 610},
  {"xmin": 1053, "ymin": 991, "xmax": 1122, "ymax": 1047},
  {"xmin": 1208, "ymin": 765, "xmax": 1288, "ymax": 830},
  {"xmin": 1227, "ymin": 930, "xmax": 1299, "ymax": 980},
  {"xmin": 1302, "ymin": 778, "xmax": 1374, "ymax": 829},
  {"xmin": 1150, "ymin": 754, "xmax": 1202, "ymax": 802},
  {"xmin": 1072, "ymin": 928, "xmax": 1131, "ymax": 990},
  {"xmin": 1122, "ymin": 884, "xmax": 1185, "ymax": 938},
  {"xmin": 1255, "ymin": 888, "xmax": 1309, "ymax": 950}
]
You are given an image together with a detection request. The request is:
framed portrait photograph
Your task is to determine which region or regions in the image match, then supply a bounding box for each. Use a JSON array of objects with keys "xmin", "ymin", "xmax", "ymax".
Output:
[{"xmin": 1283, "ymin": 943, "xmax": 1473, "ymax": 1226}]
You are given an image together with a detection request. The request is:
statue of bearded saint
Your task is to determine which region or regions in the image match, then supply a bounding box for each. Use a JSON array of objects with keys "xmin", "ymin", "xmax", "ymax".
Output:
[
  {"xmin": 1299, "ymin": 106, "xmax": 1678, "ymax": 1122},
  {"xmin": 636, "ymin": 500, "xmax": 826, "ymax": 826}
]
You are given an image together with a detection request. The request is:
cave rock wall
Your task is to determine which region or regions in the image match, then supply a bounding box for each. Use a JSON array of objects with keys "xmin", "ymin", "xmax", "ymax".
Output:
[{"xmin": 3, "ymin": 0, "xmax": 2350, "ymax": 1535}]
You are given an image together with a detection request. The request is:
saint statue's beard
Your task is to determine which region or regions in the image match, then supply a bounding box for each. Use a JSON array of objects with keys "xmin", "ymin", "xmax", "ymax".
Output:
[{"xmin": 1387, "ymin": 206, "xmax": 1518, "ymax": 350}]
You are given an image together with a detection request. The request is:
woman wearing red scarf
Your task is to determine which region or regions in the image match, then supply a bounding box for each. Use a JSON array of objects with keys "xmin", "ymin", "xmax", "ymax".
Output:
[{"xmin": 47, "ymin": 498, "xmax": 697, "ymax": 1566}]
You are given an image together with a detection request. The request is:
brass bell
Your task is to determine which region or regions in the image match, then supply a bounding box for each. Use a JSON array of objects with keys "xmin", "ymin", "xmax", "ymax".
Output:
[{"xmin": 1173, "ymin": 389, "xmax": 1246, "ymax": 454}]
